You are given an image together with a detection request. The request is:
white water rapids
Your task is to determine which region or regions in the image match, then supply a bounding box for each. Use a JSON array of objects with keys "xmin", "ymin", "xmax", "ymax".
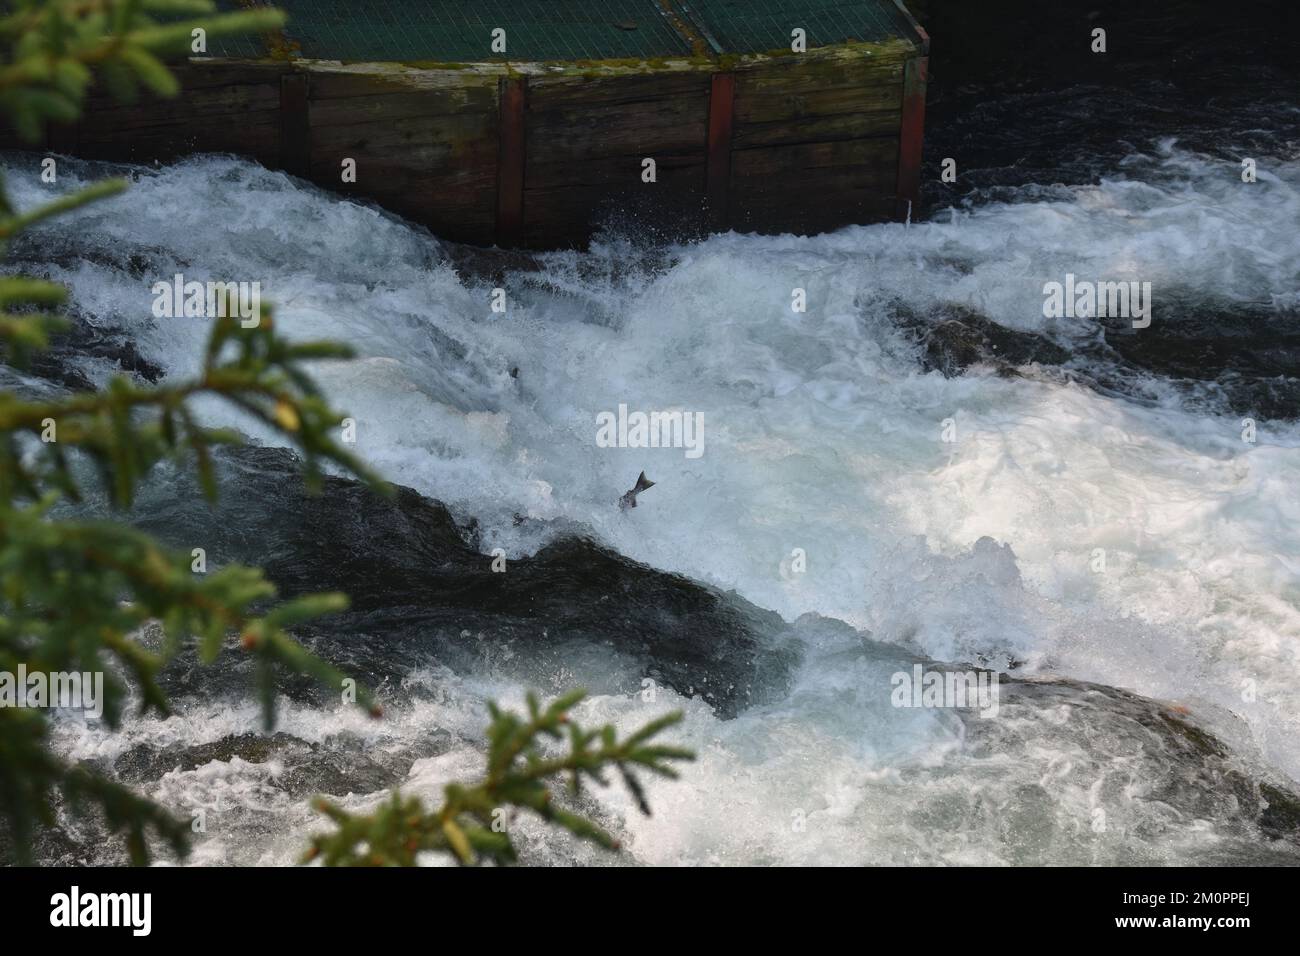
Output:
[{"xmin": 7, "ymin": 138, "xmax": 1300, "ymax": 865}]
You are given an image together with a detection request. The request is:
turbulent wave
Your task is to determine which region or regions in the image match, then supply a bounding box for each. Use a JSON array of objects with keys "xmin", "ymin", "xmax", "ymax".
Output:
[{"xmin": 4, "ymin": 132, "xmax": 1299, "ymax": 864}]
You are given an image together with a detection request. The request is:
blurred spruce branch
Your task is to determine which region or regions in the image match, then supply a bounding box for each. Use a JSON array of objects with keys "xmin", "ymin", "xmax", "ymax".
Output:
[
  {"xmin": 0, "ymin": 0, "xmax": 379, "ymax": 866},
  {"xmin": 0, "ymin": 1, "xmax": 690, "ymax": 868},
  {"xmin": 305, "ymin": 691, "xmax": 694, "ymax": 866},
  {"xmin": 0, "ymin": 1, "xmax": 286, "ymax": 138}
]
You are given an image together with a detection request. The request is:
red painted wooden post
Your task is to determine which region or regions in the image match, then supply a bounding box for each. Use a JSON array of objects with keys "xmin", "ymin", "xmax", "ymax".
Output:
[
  {"xmin": 706, "ymin": 72, "xmax": 735, "ymax": 231},
  {"xmin": 895, "ymin": 55, "xmax": 928, "ymax": 221},
  {"xmin": 496, "ymin": 77, "xmax": 527, "ymax": 245}
]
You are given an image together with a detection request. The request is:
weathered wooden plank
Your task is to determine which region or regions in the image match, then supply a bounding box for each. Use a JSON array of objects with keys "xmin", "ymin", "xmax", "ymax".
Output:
[
  {"xmin": 738, "ymin": 76, "xmax": 903, "ymax": 122},
  {"xmin": 309, "ymin": 138, "xmax": 497, "ymax": 187},
  {"xmin": 527, "ymin": 151, "xmax": 703, "ymax": 190},
  {"xmin": 523, "ymin": 136, "xmax": 706, "ymax": 246},
  {"xmin": 76, "ymin": 62, "xmax": 283, "ymax": 166},
  {"xmin": 733, "ymin": 108, "xmax": 900, "ymax": 149},
  {"xmin": 526, "ymin": 69, "xmax": 711, "ymax": 109},
  {"xmin": 46, "ymin": 119, "xmax": 77, "ymax": 155},
  {"xmin": 731, "ymin": 44, "xmax": 908, "ymax": 151},
  {"xmin": 527, "ymin": 96, "xmax": 709, "ymax": 163},
  {"xmin": 307, "ymin": 126, "xmax": 498, "ymax": 233},
  {"xmin": 280, "ymin": 73, "xmax": 311, "ymax": 176},
  {"xmin": 358, "ymin": 175, "xmax": 498, "ymax": 218},
  {"xmin": 76, "ymin": 108, "xmax": 280, "ymax": 165},
  {"xmin": 308, "ymin": 90, "xmax": 496, "ymax": 127},
  {"xmin": 83, "ymin": 83, "xmax": 280, "ymax": 123},
  {"xmin": 731, "ymin": 42, "xmax": 911, "ymax": 101},
  {"xmin": 330, "ymin": 145, "xmax": 496, "ymax": 213},
  {"xmin": 309, "ymin": 112, "xmax": 495, "ymax": 153},
  {"xmin": 300, "ymin": 69, "xmax": 501, "ymax": 246},
  {"xmin": 732, "ymin": 136, "xmax": 896, "ymax": 175},
  {"xmin": 304, "ymin": 67, "xmax": 503, "ymax": 100},
  {"xmin": 173, "ymin": 60, "xmax": 291, "ymax": 88},
  {"xmin": 730, "ymin": 136, "xmax": 898, "ymax": 233}
]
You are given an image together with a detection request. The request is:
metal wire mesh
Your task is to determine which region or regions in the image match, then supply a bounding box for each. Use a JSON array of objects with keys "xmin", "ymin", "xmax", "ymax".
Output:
[
  {"xmin": 207, "ymin": 1, "xmax": 274, "ymax": 58},
  {"xmin": 210, "ymin": 1, "xmax": 690, "ymax": 61},
  {"xmin": 207, "ymin": 1, "xmax": 915, "ymax": 62},
  {"xmin": 680, "ymin": 0, "xmax": 914, "ymax": 54}
]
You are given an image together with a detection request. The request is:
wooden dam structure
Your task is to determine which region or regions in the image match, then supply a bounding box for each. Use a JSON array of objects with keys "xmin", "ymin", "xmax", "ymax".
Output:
[{"xmin": 40, "ymin": 1, "xmax": 929, "ymax": 248}]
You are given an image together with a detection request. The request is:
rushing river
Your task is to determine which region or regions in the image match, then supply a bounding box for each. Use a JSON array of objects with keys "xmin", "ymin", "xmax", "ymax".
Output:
[{"xmin": 3, "ymin": 2, "xmax": 1299, "ymax": 866}]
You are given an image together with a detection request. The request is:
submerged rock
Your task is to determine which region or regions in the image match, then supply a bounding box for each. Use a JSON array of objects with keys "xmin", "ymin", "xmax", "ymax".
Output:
[
  {"xmin": 1098, "ymin": 301, "xmax": 1300, "ymax": 421},
  {"xmin": 111, "ymin": 729, "xmax": 453, "ymax": 799},
  {"xmin": 893, "ymin": 299, "xmax": 1300, "ymax": 421},
  {"xmin": 973, "ymin": 677, "xmax": 1300, "ymax": 857},
  {"xmin": 16, "ymin": 316, "xmax": 164, "ymax": 393},
  {"xmin": 128, "ymin": 445, "xmax": 800, "ymax": 719},
  {"xmin": 897, "ymin": 304, "xmax": 1071, "ymax": 377}
]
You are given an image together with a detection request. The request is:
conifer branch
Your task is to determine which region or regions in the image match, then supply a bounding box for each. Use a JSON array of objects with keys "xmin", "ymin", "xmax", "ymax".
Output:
[
  {"xmin": 0, "ymin": 0, "xmax": 385, "ymax": 865},
  {"xmin": 304, "ymin": 691, "xmax": 694, "ymax": 866},
  {"xmin": 0, "ymin": 1, "xmax": 692, "ymax": 868}
]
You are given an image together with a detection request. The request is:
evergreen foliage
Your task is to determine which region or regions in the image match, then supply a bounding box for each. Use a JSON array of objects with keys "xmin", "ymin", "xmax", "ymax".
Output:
[
  {"xmin": 0, "ymin": 1, "xmax": 690, "ymax": 866},
  {"xmin": 307, "ymin": 691, "xmax": 693, "ymax": 866}
]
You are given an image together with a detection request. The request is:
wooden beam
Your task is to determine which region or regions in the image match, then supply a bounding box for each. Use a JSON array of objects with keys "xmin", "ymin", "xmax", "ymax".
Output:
[
  {"xmin": 706, "ymin": 72, "xmax": 735, "ymax": 231},
  {"xmin": 45, "ymin": 120, "xmax": 78, "ymax": 157},
  {"xmin": 279, "ymin": 72, "xmax": 311, "ymax": 177},
  {"xmin": 895, "ymin": 55, "xmax": 927, "ymax": 221},
  {"xmin": 496, "ymin": 76, "xmax": 527, "ymax": 246}
]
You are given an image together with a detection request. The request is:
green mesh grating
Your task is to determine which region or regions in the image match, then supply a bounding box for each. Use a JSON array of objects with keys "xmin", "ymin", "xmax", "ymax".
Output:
[
  {"xmin": 679, "ymin": 0, "xmax": 914, "ymax": 54},
  {"xmin": 207, "ymin": 1, "xmax": 917, "ymax": 62},
  {"xmin": 207, "ymin": 1, "xmax": 274, "ymax": 59},
  {"xmin": 210, "ymin": 1, "xmax": 691, "ymax": 62}
]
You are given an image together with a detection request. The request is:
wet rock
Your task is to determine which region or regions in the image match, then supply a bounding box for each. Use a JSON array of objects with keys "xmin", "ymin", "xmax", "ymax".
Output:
[
  {"xmin": 974, "ymin": 676, "xmax": 1300, "ymax": 850},
  {"xmin": 898, "ymin": 304, "xmax": 1071, "ymax": 377},
  {"xmin": 1259, "ymin": 784, "xmax": 1300, "ymax": 839},
  {"xmin": 114, "ymin": 731, "xmax": 295, "ymax": 781},
  {"xmin": 113, "ymin": 728, "xmax": 454, "ymax": 798},
  {"xmin": 1099, "ymin": 302, "xmax": 1300, "ymax": 420},
  {"xmin": 128, "ymin": 446, "xmax": 801, "ymax": 719},
  {"xmin": 21, "ymin": 317, "xmax": 164, "ymax": 392}
]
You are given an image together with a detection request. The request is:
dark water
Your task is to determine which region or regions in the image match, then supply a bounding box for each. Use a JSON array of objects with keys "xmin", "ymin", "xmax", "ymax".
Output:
[{"xmin": 920, "ymin": 0, "xmax": 1300, "ymax": 420}]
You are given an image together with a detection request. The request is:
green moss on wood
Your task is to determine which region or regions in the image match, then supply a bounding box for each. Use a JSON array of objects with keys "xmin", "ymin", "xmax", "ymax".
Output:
[{"xmin": 215, "ymin": 36, "xmax": 917, "ymax": 82}]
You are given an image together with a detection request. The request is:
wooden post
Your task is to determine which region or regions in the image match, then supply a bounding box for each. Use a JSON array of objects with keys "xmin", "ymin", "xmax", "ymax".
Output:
[
  {"xmin": 895, "ymin": 54, "xmax": 927, "ymax": 221},
  {"xmin": 279, "ymin": 72, "xmax": 311, "ymax": 177},
  {"xmin": 46, "ymin": 120, "xmax": 78, "ymax": 157},
  {"xmin": 706, "ymin": 72, "xmax": 735, "ymax": 231},
  {"xmin": 496, "ymin": 77, "xmax": 527, "ymax": 246}
]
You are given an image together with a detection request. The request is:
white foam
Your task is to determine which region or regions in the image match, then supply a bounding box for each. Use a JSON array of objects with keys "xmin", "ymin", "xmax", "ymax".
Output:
[{"xmin": 9, "ymin": 142, "xmax": 1300, "ymax": 861}]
